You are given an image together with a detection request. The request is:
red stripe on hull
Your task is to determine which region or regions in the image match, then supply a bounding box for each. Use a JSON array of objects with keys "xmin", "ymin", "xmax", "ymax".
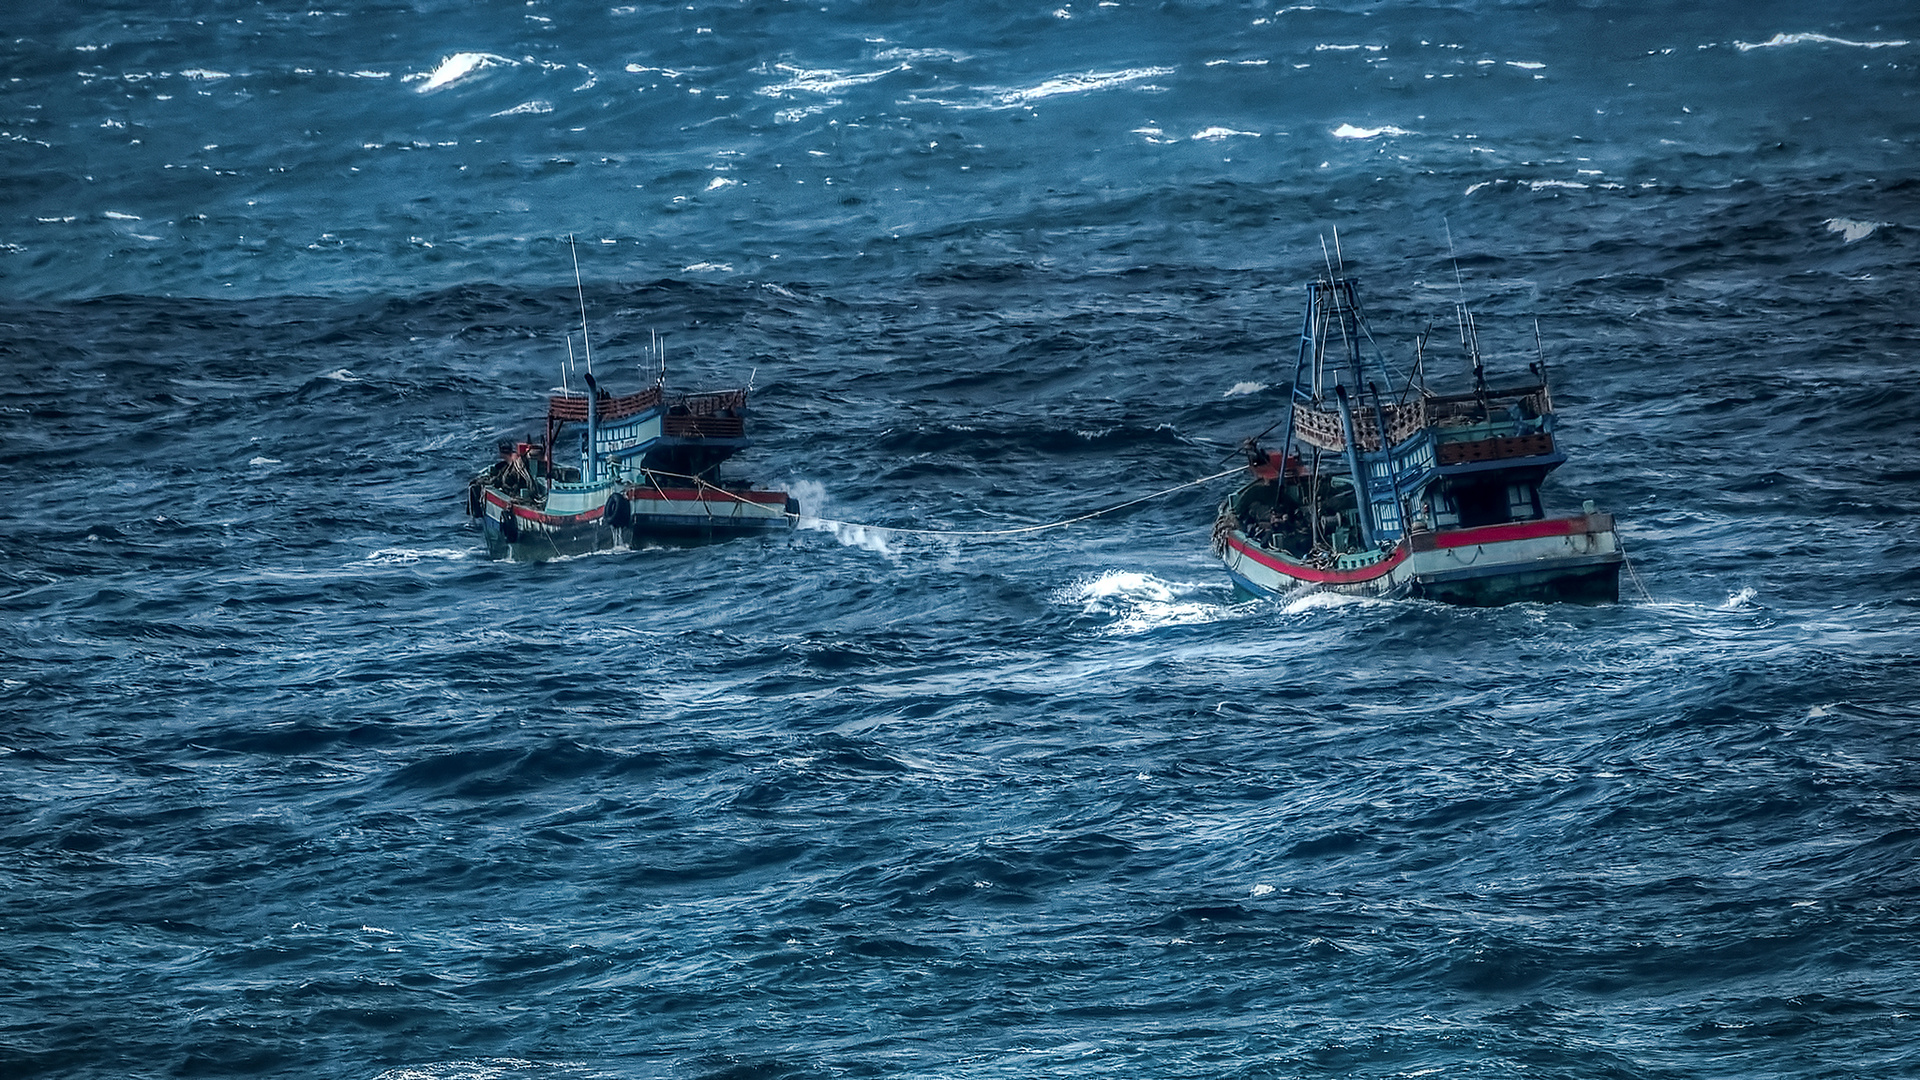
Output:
[
  {"xmin": 1429, "ymin": 516, "xmax": 1587, "ymax": 549},
  {"xmin": 625, "ymin": 487, "xmax": 790, "ymax": 505},
  {"xmin": 1226, "ymin": 534, "xmax": 1410, "ymax": 584}
]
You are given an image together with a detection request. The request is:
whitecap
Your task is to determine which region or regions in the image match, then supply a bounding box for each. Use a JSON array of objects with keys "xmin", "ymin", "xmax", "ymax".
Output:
[
  {"xmin": 321, "ymin": 368, "xmax": 358, "ymax": 381},
  {"xmin": 1223, "ymin": 381, "xmax": 1266, "ymax": 397},
  {"xmin": 104, "ymin": 210, "xmax": 142, "ymax": 220},
  {"xmin": 756, "ymin": 62, "xmax": 906, "ymax": 97},
  {"xmin": 987, "ymin": 66, "xmax": 1175, "ymax": 107},
  {"xmin": 364, "ymin": 547, "xmax": 475, "ymax": 565},
  {"xmin": 248, "ymin": 456, "xmax": 280, "ymax": 466},
  {"xmin": 1331, "ymin": 123, "xmax": 1411, "ymax": 139},
  {"xmin": 1506, "ymin": 60, "xmax": 1546, "ymax": 70},
  {"xmin": 1278, "ymin": 588, "xmax": 1389, "ymax": 615},
  {"xmin": 181, "ymin": 69, "xmax": 231, "ymax": 81},
  {"xmin": 799, "ymin": 517, "xmax": 896, "ymax": 557},
  {"xmin": 416, "ymin": 52, "xmax": 515, "ymax": 93},
  {"xmin": 704, "ymin": 177, "xmax": 738, "ymax": 191},
  {"xmin": 1825, "ymin": 217, "xmax": 1888, "ymax": 243},
  {"xmin": 1192, "ymin": 126, "xmax": 1260, "ymax": 140},
  {"xmin": 682, "ymin": 261, "xmax": 733, "ymax": 272},
  {"xmin": 1734, "ymin": 32, "xmax": 1909, "ymax": 52},
  {"xmin": 490, "ymin": 100, "xmax": 553, "ymax": 117},
  {"xmin": 1057, "ymin": 569, "xmax": 1232, "ymax": 635},
  {"xmin": 1529, "ymin": 179, "xmax": 1589, "ymax": 190}
]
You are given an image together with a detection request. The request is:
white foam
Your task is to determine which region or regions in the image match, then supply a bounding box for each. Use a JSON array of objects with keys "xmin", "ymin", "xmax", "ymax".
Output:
[
  {"xmin": 704, "ymin": 177, "xmax": 738, "ymax": 191},
  {"xmin": 365, "ymin": 548, "xmax": 475, "ymax": 565},
  {"xmin": 373, "ymin": 1059, "xmax": 552, "ymax": 1080},
  {"xmin": 248, "ymin": 456, "xmax": 280, "ymax": 466},
  {"xmin": 1506, "ymin": 60, "xmax": 1546, "ymax": 70},
  {"xmin": 1057, "ymin": 570, "xmax": 1230, "ymax": 634},
  {"xmin": 1278, "ymin": 588, "xmax": 1385, "ymax": 615},
  {"xmin": 1331, "ymin": 123, "xmax": 1411, "ymax": 139},
  {"xmin": 1825, "ymin": 217, "xmax": 1888, "ymax": 243},
  {"xmin": 1223, "ymin": 381, "xmax": 1266, "ymax": 397},
  {"xmin": 756, "ymin": 63, "xmax": 906, "ymax": 97},
  {"xmin": 181, "ymin": 69, "xmax": 231, "ymax": 81},
  {"xmin": 1735, "ymin": 32, "xmax": 1910, "ymax": 52},
  {"xmin": 988, "ymin": 66, "xmax": 1175, "ymax": 106},
  {"xmin": 490, "ymin": 100, "xmax": 552, "ymax": 117},
  {"xmin": 104, "ymin": 210, "xmax": 142, "ymax": 221},
  {"xmin": 416, "ymin": 52, "xmax": 515, "ymax": 93},
  {"xmin": 1192, "ymin": 126, "xmax": 1259, "ymax": 140},
  {"xmin": 681, "ymin": 261, "xmax": 733, "ymax": 272}
]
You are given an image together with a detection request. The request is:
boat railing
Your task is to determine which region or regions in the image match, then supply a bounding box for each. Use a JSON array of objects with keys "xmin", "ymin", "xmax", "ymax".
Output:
[
  {"xmin": 1293, "ymin": 398, "xmax": 1428, "ymax": 453},
  {"xmin": 1424, "ymin": 385, "xmax": 1551, "ymax": 427},
  {"xmin": 670, "ymin": 388, "xmax": 748, "ymax": 416},
  {"xmin": 548, "ymin": 385, "xmax": 663, "ymax": 423},
  {"xmin": 662, "ymin": 388, "xmax": 749, "ymax": 438}
]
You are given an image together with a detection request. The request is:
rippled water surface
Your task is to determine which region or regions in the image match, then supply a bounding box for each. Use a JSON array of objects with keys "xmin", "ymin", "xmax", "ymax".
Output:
[{"xmin": 4, "ymin": 2, "xmax": 1919, "ymax": 1078}]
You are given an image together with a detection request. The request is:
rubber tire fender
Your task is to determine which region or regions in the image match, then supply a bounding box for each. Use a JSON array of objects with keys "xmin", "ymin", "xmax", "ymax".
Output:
[{"xmin": 604, "ymin": 492, "xmax": 632, "ymax": 529}]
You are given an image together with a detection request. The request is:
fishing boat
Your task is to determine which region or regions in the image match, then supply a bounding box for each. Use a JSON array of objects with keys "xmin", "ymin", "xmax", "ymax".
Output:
[
  {"xmin": 463, "ymin": 263, "xmax": 795, "ymax": 561},
  {"xmin": 1213, "ymin": 263, "xmax": 1622, "ymax": 605}
]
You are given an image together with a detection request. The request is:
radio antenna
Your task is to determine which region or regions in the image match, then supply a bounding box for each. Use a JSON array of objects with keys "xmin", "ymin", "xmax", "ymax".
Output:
[
  {"xmin": 569, "ymin": 233, "xmax": 593, "ymax": 375},
  {"xmin": 1444, "ymin": 218, "xmax": 1487, "ymax": 401}
]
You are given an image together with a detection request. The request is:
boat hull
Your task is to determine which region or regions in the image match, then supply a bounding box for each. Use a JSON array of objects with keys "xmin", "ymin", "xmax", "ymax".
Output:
[
  {"xmin": 1221, "ymin": 513, "xmax": 1622, "ymax": 606},
  {"xmin": 477, "ymin": 484, "xmax": 795, "ymax": 562}
]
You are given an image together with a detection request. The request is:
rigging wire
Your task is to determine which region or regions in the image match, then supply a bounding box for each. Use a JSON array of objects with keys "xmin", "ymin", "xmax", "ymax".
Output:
[{"xmin": 640, "ymin": 465, "xmax": 1248, "ymax": 538}]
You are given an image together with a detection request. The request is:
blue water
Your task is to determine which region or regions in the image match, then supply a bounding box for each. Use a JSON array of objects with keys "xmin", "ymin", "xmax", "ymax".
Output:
[{"xmin": 5, "ymin": 3, "xmax": 1920, "ymax": 1078}]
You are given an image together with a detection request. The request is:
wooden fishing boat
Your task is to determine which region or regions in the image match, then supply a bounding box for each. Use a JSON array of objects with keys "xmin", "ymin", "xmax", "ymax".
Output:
[
  {"xmin": 464, "ymin": 262, "xmax": 794, "ymax": 561},
  {"xmin": 1214, "ymin": 267, "xmax": 1621, "ymax": 605}
]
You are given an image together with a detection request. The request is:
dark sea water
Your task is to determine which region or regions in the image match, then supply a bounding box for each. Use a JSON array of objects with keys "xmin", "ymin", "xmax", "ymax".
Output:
[{"xmin": 5, "ymin": 2, "xmax": 1920, "ymax": 1077}]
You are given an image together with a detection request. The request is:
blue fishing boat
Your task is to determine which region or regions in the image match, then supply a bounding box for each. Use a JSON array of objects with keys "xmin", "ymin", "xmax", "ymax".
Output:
[
  {"xmin": 1214, "ymin": 265, "xmax": 1622, "ymax": 605},
  {"xmin": 464, "ymin": 261, "xmax": 795, "ymax": 561}
]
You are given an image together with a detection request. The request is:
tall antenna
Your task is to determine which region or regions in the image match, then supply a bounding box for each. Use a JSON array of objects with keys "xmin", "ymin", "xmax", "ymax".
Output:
[
  {"xmin": 569, "ymin": 233, "xmax": 593, "ymax": 375},
  {"xmin": 1443, "ymin": 218, "xmax": 1487, "ymax": 401},
  {"xmin": 564, "ymin": 333, "xmax": 576, "ymax": 393}
]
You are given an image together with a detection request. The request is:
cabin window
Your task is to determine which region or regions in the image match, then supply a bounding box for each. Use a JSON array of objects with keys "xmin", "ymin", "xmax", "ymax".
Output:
[
  {"xmin": 1453, "ymin": 483, "xmax": 1508, "ymax": 528},
  {"xmin": 1507, "ymin": 483, "xmax": 1542, "ymax": 521}
]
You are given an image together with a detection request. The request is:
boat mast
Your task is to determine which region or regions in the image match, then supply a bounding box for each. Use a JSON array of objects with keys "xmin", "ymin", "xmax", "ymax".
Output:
[
  {"xmin": 1444, "ymin": 219, "xmax": 1489, "ymax": 411},
  {"xmin": 570, "ymin": 234, "xmax": 594, "ymax": 376}
]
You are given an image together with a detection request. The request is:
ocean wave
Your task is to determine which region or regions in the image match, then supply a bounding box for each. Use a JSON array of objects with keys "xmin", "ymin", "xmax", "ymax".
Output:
[
  {"xmin": 1825, "ymin": 217, "xmax": 1889, "ymax": 243},
  {"xmin": 755, "ymin": 62, "xmax": 908, "ymax": 97},
  {"xmin": 1056, "ymin": 569, "xmax": 1233, "ymax": 635},
  {"xmin": 1734, "ymin": 32, "xmax": 1910, "ymax": 52},
  {"xmin": 1331, "ymin": 123, "xmax": 1412, "ymax": 139},
  {"xmin": 414, "ymin": 52, "xmax": 517, "ymax": 93},
  {"xmin": 984, "ymin": 66, "xmax": 1175, "ymax": 107}
]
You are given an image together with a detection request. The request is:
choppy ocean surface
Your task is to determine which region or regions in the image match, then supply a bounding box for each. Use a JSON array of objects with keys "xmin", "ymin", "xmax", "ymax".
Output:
[{"xmin": 4, "ymin": 2, "xmax": 1919, "ymax": 1077}]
